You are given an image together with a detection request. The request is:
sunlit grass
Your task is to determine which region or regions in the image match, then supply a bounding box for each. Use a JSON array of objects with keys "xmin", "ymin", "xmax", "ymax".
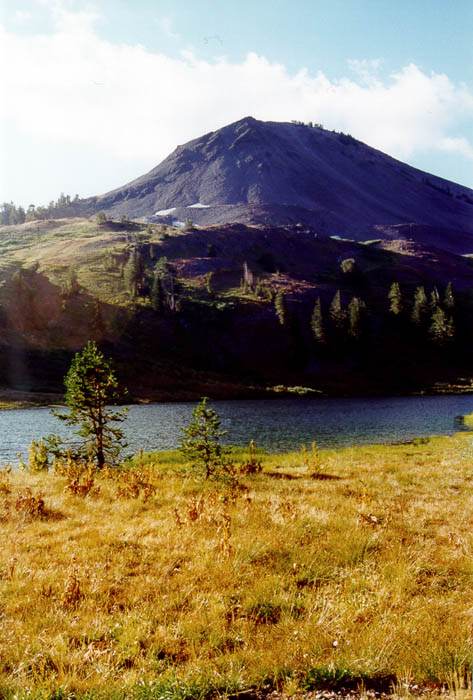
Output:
[{"xmin": 0, "ymin": 433, "xmax": 472, "ymax": 698}]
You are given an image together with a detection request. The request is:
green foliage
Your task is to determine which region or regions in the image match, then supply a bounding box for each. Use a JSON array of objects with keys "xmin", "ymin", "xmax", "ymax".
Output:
[
  {"xmin": 430, "ymin": 306, "xmax": 455, "ymax": 346},
  {"xmin": 124, "ymin": 249, "xmax": 144, "ymax": 299},
  {"xmin": 311, "ymin": 297, "xmax": 326, "ymax": 344},
  {"xmin": 429, "ymin": 287, "xmax": 440, "ymax": 311},
  {"xmin": 180, "ymin": 397, "xmax": 235, "ymax": 482},
  {"xmin": 62, "ymin": 265, "xmax": 80, "ymax": 298},
  {"xmin": 154, "ymin": 256, "xmax": 180, "ymax": 311},
  {"xmin": 444, "ymin": 281, "xmax": 455, "ymax": 310},
  {"xmin": 274, "ymin": 290, "xmax": 286, "ymax": 325},
  {"xmin": 27, "ymin": 440, "xmax": 50, "ymax": 472},
  {"xmin": 329, "ymin": 289, "xmax": 346, "ymax": 329},
  {"xmin": 205, "ymin": 271, "xmax": 214, "ymax": 296},
  {"xmin": 51, "ymin": 341, "xmax": 128, "ymax": 469},
  {"xmin": 1, "ymin": 194, "xmax": 79, "ymax": 225},
  {"xmin": 96, "ymin": 211, "xmax": 107, "ymax": 224},
  {"xmin": 340, "ymin": 257, "xmax": 356, "ymax": 274},
  {"xmin": 348, "ymin": 296, "xmax": 365, "ymax": 339},
  {"xmin": 241, "ymin": 261, "xmax": 254, "ymax": 294},
  {"xmin": 302, "ymin": 665, "xmax": 372, "ymax": 690},
  {"xmin": 239, "ymin": 439, "xmax": 263, "ymax": 474},
  {"xmin": 411, "ymin": 286, "xmax": 429, "ymax": 325},
  {"xmin": 388, "ymin": 282, "xmax": 402, "ymax": 315},
  {"xmin": 151, "ymin": 270, "xmax": 164, "ymax": 312}
]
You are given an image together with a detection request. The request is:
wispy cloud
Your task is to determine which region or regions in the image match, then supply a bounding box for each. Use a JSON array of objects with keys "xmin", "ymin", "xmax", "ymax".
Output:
[
  {"xmin": 347, "ymin": 58, "xmax": 384, "ymax": 86},
  {"xmin": 1, "ymin": 0, "xmax": 472, "ymax": 201},
  {"xmin": 12, "ymin": 10, "xmax": 34, "ymax": 24},
  {"xmin": 157, "ymin": 16, "xmax": 180, "ymax": 41}
]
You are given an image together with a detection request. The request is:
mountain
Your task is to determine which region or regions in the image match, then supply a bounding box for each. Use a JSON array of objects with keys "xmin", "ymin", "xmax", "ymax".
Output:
[
  {"xmin": 2, "ymin": 118, "xmax": 473, "ymax": 403},
  {"xmin": 84, "ymin": 117, "xmax": 473, "ymax": 254}
]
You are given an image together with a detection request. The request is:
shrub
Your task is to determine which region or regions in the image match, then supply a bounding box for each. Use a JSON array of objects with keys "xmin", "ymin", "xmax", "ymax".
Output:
[
  {"xmin": 180, "ymin": 397, "xmax": 237, "ymax": 483},
  {"xmin": 27, "ymin": 440, "xmax": 49, "ymax": 472}
]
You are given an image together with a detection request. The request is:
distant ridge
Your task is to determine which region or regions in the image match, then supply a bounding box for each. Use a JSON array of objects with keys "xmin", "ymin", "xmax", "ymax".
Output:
[{"xmin": 83, "ymin": 117, "xmax": 473, "ymax": 253}]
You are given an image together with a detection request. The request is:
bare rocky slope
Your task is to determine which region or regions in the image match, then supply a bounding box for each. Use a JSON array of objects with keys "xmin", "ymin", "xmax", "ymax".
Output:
[{"xmin": 83, "ymin": 117, "xmax": 473, "ymax": 254}]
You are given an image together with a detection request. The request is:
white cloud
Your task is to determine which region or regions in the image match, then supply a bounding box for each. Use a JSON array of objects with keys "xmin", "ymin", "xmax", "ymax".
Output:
[
  {"xmin": 13, "ymin": 10, "xmax": 34, "ymax": 23},
  {"xmin": 157, "ymin": 16, "xmax": 180, "ymax": 40},
  {"xmin": 1, "ymin": 1, "xmax": 473, "ymax": 203},
  {"xmin": 347, "ymin": 58, "xmax": 384, "ymax": 86},
  {"xmin": 440, "ymin": 136, "xmax": 473, "ymax": 160}
]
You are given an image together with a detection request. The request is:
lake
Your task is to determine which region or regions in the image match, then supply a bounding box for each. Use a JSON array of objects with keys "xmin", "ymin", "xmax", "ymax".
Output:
[{"xmin": 1, "ymin": 394, "xmax": 473, "ymax": 466}]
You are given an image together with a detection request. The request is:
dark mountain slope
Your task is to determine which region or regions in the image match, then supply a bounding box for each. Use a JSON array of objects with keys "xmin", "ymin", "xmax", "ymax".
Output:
[
  {"xmin": 2, "ymin": 216, "xmax": 473, "ymax": 400},
  {"xmin": 83, "ymin": 117, "xmax": 473, "ymax": 252}
]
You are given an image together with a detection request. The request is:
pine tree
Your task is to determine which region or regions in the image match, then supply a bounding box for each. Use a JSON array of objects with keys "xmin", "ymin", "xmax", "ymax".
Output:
[
  {"xmin": 124, "ymin": 249, "xmax": 144, "ymax": 299},
  {"xmin": 241, "ymin": 262, "xmax": 254, "ymax": 293},
  {"xmin": 311, "ymin": 297, "xmax": 326, "ymax": 344},
  {"xmin": 387, "ymin": 282, "xmax": 402, "ymax": 315},
  {"xmin": 329, "ymin": 290, "xmax": 346, "ymax": 329},
  {"xmin": 205, "ymin": 272, "xmax": 214, "ymax": 296},
  {"xmin": 50, "ymin": 341, "xmax": 128, "ymax": 469},
  {"xmin": 155, "ymin": 257, "xmax": 179, "ymax": 311},
  {"xmin": 429, "ymin": 306, "xmax": 452, "ymax": 346},
  {"xmin": 151, "ymin": 271, "xmax": 163, "ymax": 312},
  {"xmin": 411, "ymin": 286, "xmax": 428, "ymax": 325},
  {"xmin": 274, "ymin": 290, "xmax": 286, "ymax": 325},
  {"xmin": 429, "ymin": 287, "xmax": 440, "ymax": 312},
  {"xmin": 444, "ymin": 282, "xmax": 455, "ymax": 310},
  {"xmin": 446, "ymin": 316, "xmax": 455, "ymax": 342},
  {"xmin": 180, "ymin": 397, "xmax": 235, "ymax": 482},
  {"xmin": 348, "ymin": 296, "xmax": 365, "ymax": 339}
]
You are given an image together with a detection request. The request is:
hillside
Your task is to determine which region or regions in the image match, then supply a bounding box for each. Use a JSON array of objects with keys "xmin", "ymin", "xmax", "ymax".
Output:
[
  {"xmin": 1, "ymin": 215, "xmax": 473, "ymax": 401},
  {"xmin": 79, "ymin": 117, "xmax": 473, "ymax": 254}
]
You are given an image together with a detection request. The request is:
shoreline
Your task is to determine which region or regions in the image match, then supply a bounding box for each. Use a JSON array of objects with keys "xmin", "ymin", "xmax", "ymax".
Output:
[{"xmin": 1, "ymin": 384, "xmax": 473, "ymax": 410}]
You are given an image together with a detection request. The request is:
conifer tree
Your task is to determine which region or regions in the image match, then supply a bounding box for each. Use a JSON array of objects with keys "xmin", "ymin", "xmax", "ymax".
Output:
[
  {"xmin": 311, "ymin": 297, "xmax": 326, "ymax": 344},
  {"xmin": 155, "ymin": 257, "xmax": 179, "ymax": 311},
  {"xmin": 180, "ymin": 397, "xmax": 234, "ymax": 482},
  {"xmin": 124, "ymin": 249, "xmax": 144, "ymax": 299},
  {"xmin": 411, "ymin": 286, "xmax": 428, "ymax": 325},
  {"xmin": 387, "ymin": 282, "xmax": 402, "ymax": 315},
  {"xmin": 329, "ymin": 290, "xmax": 346, "ymax": 329},
  {"xmin": 444, "ymin": 281, "xmax": 455, "ymax": 310},
  {"xmin": 50, "ymin": 341, "xmax": 127, "ymax": 469},
  {"xmin": 274, "ymin": 290, "xmax": 286, "ymax": 325},
  {"xmin": 430, "ymin": 306, "xmax": 454, "ymax": 346},
  {"xmin": 242, "ymin": 262, "xmax": 254, "ymax": 293},
  {"xmin": 446, "ymin": 316, "xmax": 455, "ymax": 342},
  {"xmin": 151, "ymin": 271, "xmax": 163, "ymax": 312},
  {"xmin": 348, "ymin": 296, "xmax": 365, "ymax": 339},
  {"xmin": 429, "ymin": 287, "xmax": 440, "ymax": 312}
]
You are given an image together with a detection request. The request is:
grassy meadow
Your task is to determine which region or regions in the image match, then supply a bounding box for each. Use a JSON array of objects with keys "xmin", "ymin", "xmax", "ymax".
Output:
[{"xmin": 0, "ymin": 434, "xmax": 472, "ymax": 699}]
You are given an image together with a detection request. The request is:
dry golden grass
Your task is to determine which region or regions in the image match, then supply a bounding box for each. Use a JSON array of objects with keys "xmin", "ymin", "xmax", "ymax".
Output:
[{"xmin": 0, "ymin": 435, "xmax": 472, "ymax": 699}]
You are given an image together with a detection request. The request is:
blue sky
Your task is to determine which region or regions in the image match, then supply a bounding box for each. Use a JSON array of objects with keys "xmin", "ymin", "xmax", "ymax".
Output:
[{"xmin": 1, "ymin": 0, "xmax": 472, "ymax": 206}]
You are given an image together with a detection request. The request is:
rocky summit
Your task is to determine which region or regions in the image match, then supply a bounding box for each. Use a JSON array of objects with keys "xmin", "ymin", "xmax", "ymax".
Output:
[{"xmin": 84, "ymin": 117, "xmax": 473, "ymax": 253}]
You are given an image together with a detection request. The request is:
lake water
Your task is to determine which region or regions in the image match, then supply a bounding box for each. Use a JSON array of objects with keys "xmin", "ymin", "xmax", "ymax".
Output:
[{"xmin": 1, "ymin": 395, "xmax": 473, "ymax": 466}]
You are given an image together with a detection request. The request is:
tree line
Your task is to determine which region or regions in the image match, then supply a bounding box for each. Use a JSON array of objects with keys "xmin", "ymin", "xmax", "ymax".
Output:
[
  {"xmin": 307, "ymin": 281, "xmax": 457, "ymax": 348},
  {"xmin": 0, "ymin": 194, "xmax": 80, "ymax": 225}
]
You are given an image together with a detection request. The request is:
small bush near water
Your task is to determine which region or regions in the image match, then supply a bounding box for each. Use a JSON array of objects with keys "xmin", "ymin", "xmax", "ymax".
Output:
[{"xmin": 0, "ymin": 435, "xmax": 472, "ymax": 698}]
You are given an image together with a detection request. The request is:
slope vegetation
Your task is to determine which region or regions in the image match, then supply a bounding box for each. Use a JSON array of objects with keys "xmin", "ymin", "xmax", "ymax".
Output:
[{"xmin": 1, "ymin": 216, "xmax": 473, "ymax": 400}]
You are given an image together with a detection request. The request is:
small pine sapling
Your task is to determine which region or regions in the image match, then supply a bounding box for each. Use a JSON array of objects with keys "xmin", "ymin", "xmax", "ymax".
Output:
[{"xmin": 180, "ymin": 397, "xmax": 236, "ymax": 483}]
